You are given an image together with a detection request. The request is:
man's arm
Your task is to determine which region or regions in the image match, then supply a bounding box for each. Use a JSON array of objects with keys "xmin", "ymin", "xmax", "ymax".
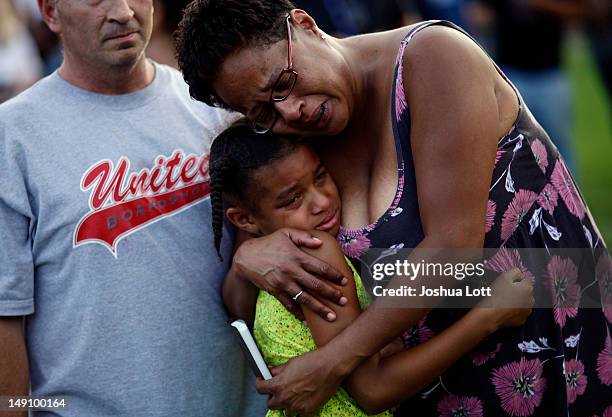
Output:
[{"xmin": 0, "ymin": 316, "xmax": 29, "ymax": 417}]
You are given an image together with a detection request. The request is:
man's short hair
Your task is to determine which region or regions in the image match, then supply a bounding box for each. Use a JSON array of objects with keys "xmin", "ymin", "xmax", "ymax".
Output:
[{"xmin": 174, "ymin": 0, "xmax": 295, "ymax": 108}]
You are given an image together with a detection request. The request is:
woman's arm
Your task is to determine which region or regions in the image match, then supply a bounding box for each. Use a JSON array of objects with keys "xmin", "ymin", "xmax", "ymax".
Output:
[
  {"xmin": 344, "ymin": 300, "xmax": 529, "ymax": 414},
  {"xmin": 223, "ymin": 228, "xmax": 350, "ymax": 325},
  {"xmin": 301, "ymin": 231, "xmax": 531, "ymax": 414},
  {"xmin": 224, "ymin": 228, "xmax": 348, "ymax": 324},
  {"xmin": 256, "ymin": 25, "xmax": 522, "ymax": 415}
]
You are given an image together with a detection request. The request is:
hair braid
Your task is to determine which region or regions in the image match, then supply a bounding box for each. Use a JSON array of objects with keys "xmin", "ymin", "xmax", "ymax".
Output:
[{"xmin": 210, "ymin": 156, "xmax": 233, "ymax": 261}]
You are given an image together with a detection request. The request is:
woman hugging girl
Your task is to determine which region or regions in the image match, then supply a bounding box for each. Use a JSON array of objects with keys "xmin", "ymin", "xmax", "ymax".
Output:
[{"xmin": 209, "ymin": 120, "xmax": 532, "ymax": 417}]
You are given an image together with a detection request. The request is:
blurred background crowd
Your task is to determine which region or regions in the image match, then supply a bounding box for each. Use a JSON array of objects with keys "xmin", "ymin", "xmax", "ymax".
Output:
[{"xmin": 1, "ymin": 0, "xmax": 610, "ymax": 241}]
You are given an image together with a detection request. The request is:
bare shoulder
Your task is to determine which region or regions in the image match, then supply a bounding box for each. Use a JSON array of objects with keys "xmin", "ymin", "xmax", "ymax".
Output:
[
  {"xmin": 402, "ymin": 24, "xmax": 497, "ymax": 91},
  {"xmin": 301, "ymin": 230, "xmax": 352, "ymax": 279},
  {"xmin": 403, "ymin": 24, "xmax": 489, "ymax": 60},
  {"xmin": 400, "ymin": 23, "xmax": 519, "ymax": 140}
]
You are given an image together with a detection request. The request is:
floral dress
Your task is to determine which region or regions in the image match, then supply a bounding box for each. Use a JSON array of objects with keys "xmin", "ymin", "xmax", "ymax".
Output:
[{"xmin": 336, "ymin": 20, "xmax": 611, "ymax": 417}]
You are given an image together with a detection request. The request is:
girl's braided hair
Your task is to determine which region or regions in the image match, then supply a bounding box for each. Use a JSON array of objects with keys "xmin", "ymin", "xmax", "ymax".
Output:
[{"xmin": 209, "ymin": 119, "xmax": 299, "ymax": 260}]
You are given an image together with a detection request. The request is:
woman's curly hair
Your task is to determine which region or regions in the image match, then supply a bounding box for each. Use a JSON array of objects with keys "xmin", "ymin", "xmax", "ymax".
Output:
[{"xmin": 174, "ymin": 0, "xmax": 295, "ymax": 108}]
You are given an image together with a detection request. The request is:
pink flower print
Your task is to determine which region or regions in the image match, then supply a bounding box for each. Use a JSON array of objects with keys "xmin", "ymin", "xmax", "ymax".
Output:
[
  {"xmin": 495, "ymin": 149, "xmax": 506, "ymax": 167},
  {"xmin": 597, "ymin": 331, "xmax": 612, "ymax": 385},
  {"xmin": 596, "ymin": 406, "xmax": 612, "ymax": 417},
  {"xmin": 471, "ymin": 343, "xmax": 502, "ymax": 366},
  {"xmin": 594, "ymin": 408, "xmax": 612, "ymax": 417},
  {"xmin": 402, "ymin": 317, "xmax": 434, "ymax": 348},
  {"xmin": 437, "ymin": 395, "xmax": 484, "ymax": 417},
  {"xmin": 391, "ymin": 166, "xmax": 405, "ymax": 209},
  {"xmin": 491, "ymin": 358, "xmax": 546, "ymax": 417},
  {"xmin": 501, "ymin": 189, "xmax": 539, "ymax": 241},
  {"xmin": 545, "ymin": 256, "xmax": 580, "ymax": 328},
  {"xmin": 551, "ymin": 160, "xmax": 586, "ymax": 220},
  {"xmin": 596, "ymin": 253, "xmax": 612, "ymax": 324},
  {"xmin": 537, "ymin": 183, "xmax": 559, "ymax": 216},
  {"xmin": 485, "ymin": 248, "xmax": 535, "ymax": 283},
  {"xmin": 337, "ymin": 228, "xmax": 371, "ymax": 259},
  {"xmin": 564, "ymin": 359, "xmax": 587, "ymax": 404},
  {"xmin": 530, "ymin": 139, "xmax": 548, "ymax": 174},
  {"xmin": 485, "ymin": 200, "xmax": 496, "ymax": 234},
  {"xmin": 394, "ymin": 42, "xmax": 408, "ymax": 121}
]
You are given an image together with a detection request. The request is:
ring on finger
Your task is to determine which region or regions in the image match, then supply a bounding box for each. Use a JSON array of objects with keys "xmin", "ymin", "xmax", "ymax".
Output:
[{"xmin": 292, "ymin": 290, "xmax": 304, "ymax": 303}]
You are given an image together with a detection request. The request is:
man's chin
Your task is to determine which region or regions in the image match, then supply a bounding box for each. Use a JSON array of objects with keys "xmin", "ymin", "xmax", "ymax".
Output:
[{"xmin": 105, "ymin": 47, "xmax": 146, "ymax": 67}]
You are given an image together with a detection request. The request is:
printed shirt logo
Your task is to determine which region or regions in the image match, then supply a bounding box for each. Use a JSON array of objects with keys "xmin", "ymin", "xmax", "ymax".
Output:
[{"xmin": 73, "ymin": 150, "xmax": 210, "ymax": 256}]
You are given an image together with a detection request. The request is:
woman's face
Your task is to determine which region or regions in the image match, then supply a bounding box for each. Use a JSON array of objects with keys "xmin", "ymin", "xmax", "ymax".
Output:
[
  {"xmin": 213, "ymin": 12, "xmax": 354, "ymax": 138},
  {"xmin": 234, "ymin": 144, "xmax": 342, "ymax": 237}
]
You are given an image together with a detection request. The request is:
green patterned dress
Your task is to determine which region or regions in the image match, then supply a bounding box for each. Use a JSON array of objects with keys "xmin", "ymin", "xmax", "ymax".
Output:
[{"xmin": 253, "ymin": 258, "xmax": 392, "ymax": 417}]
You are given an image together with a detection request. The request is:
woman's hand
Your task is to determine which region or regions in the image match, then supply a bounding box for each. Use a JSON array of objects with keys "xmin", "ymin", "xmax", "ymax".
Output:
[
  {"xmin": 472, "ymin": 268, "xmax": 534, "ymax": 331},
  {"xmin": 232, "ymin": 228, "xmax": 348, "ymax": 321},
  {"xmin": 256, "ymin": 347, "xmax": 343, "ymax": 416}
]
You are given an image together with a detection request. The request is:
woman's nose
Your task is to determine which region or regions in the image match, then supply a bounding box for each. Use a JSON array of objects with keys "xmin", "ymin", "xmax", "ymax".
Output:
[{"xmin": 273, "ymin": 95, "xmax": 303, "ymax": 123}]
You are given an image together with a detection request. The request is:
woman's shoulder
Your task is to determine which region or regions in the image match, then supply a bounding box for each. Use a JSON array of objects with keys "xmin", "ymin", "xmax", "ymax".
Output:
[
  {"xmin": 353, "ymin": 22, "xmax": 462, "ymax": 54},
  {"xmin": 398, "ymin": 22, "xmax": 519, "ymax": 138},
  {"xmin": 400, "ymin": 23, "xmax": 497, "ymax": 87}
]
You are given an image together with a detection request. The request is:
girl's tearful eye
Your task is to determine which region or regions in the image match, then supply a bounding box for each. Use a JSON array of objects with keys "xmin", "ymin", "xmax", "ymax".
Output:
[
  {"xmin": 281, "ymin": 194, "xmax": 302, "ymax": 209},
  {"xmin": 315, "ymin": 169, "xmax": 327, "ymax": 185}
]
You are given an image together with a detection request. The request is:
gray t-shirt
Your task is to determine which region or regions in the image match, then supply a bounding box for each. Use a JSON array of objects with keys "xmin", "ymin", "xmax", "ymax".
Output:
[{"xmin": 0, "ymin": 63, "xmax": 266, "ymax": 417}]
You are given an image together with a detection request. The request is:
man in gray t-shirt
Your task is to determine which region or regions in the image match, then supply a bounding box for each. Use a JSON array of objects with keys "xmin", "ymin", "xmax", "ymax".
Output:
[{"xmin": 0, "ymin": 1, "xmax": 265, "ymax": 416}]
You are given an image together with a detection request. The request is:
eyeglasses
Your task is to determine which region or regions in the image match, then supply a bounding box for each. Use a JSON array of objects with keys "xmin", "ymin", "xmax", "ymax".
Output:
[{"xmin": 252, "ymin": 15, "xmax": 298, "ymax": 134}]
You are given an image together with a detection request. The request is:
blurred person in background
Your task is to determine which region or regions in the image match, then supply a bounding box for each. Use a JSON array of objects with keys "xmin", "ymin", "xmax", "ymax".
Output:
[
  {"xmin": 293, "ymin": 0, "xmax": 405, "ymax": 36},
  {"xmin": 0, "ymin": 0, "xmax": 43, "ymax": 103},
  {"xmin": 585, "ymin": 0, "xmax": 612, "ymax": 99},
  {"xmin": 146, "ymin": 0, "xmax": 190, "ymax": 68},
  {"xmin": 480, "ymin": 0, "xmax": 586, "ymax": 173},
  {"xmin": 411, "ymin": 0, "xmax": 471, "ymax": 29},
  {"xmin": 13, "ymin": 0, "xmax": 62, "ymax": 75}
]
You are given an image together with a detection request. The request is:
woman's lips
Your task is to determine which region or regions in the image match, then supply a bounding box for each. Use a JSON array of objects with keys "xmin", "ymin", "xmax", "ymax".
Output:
[{"xmin": 315, "ymin": 209, "xmax": 339, "ymax": 231}]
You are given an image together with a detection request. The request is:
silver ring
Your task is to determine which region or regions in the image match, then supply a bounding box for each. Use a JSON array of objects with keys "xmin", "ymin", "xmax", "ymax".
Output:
[{"xmin": 292, "ymin": 290, "xmax": 304, "ymax": 302}]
